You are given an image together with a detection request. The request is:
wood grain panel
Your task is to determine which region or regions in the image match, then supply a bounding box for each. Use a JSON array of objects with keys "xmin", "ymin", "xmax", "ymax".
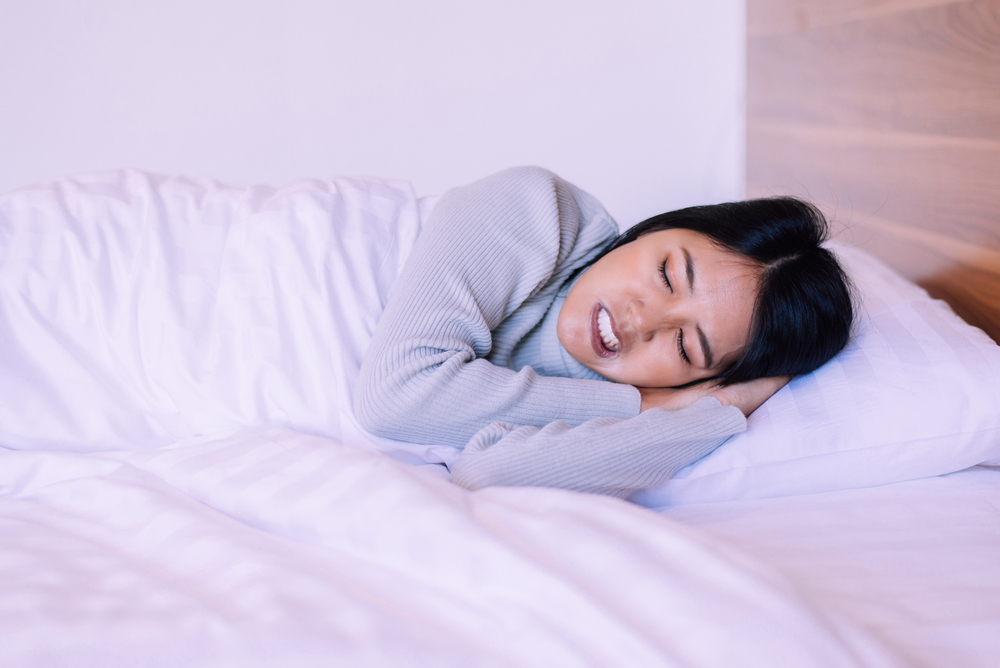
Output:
[
  {"xmin": 749, "ymin": 0, "xmax": 1000, "ymax": 140},
  {"xmin": 749, "ymin": 0, "xmax": 967, "ymax": 36},
  {"xmin": 748, "ymin": 0, "xmax": 1000, "ymax": 342},
  {"xmin": 747, "ymin": 121, "xmax": 1000, "ymax": 247},
  {"xmin": 831, "ymin": 214, "xmax": 1000, "ymax": 339}
]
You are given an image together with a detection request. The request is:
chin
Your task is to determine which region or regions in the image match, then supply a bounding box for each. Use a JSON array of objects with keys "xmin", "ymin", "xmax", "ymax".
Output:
[{"xmin": 591, "ymin": 366, "xmax": 623, "ymax": 384}]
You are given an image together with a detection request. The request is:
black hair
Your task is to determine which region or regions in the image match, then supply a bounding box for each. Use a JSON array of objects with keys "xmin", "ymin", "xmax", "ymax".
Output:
[{"xmin": 606, "ymin": 197, "xmax": 854, "ymax": 386}]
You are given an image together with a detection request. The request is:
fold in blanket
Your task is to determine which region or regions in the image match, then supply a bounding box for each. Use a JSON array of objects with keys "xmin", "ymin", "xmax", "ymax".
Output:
[{"xmin": 0, "ymin": 427, "xmax": 903, "ymax": 667}]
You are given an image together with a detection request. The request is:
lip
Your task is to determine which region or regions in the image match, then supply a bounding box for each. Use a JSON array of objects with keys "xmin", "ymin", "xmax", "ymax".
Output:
[{"xmin": 590, "ymin": 303, "xmax": 619, "ymax": 358}]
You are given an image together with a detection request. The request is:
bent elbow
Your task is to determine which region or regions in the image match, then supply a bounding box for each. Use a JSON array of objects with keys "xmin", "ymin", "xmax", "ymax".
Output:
[
  {"xmin": 352, "ymin": 375, "xmax": 407, "ymax": 440},
  {"xmin": 353, "ymin": 353, "xmax": 481, "ymax": 446},
  {"xmin": 353, "ymin": 369, "xmax": 456, "ymax": 443}
]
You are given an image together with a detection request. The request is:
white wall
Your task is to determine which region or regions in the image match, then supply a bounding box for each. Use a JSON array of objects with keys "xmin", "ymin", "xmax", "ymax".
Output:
[{"xmin": 0, "ymin": 0, "xmax": 744, "ymax": 227}]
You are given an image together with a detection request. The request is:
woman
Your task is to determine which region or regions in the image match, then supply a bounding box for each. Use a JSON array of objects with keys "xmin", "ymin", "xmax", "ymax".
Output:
[{"xmin": 355, "ymin": 167, "xmax": 853, "ymax": 497}]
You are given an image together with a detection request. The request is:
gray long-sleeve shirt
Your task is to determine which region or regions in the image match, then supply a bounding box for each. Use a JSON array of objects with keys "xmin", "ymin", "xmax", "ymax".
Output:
[{"xmin": 354, "ymin": 167, "xmax": 746, "ymax": 497}]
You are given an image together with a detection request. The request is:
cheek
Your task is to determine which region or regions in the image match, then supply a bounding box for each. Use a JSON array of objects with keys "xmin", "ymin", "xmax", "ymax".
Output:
[
  {"xmin": 557, "ymin": 299, "xmax": 584, "ymax": 346},
  {"xmin": 557, "ymin": 293, "xmax": 599, "ymax": 364},
  {"xmin": 619, "ymin": 347, "xmax": 679, "ymax": 386}
]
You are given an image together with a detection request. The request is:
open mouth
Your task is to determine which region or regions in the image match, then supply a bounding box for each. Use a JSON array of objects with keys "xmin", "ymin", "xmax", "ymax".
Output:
[{"xmin": 591, "ymin": 305, "xmax": 620, "ymax": 356}]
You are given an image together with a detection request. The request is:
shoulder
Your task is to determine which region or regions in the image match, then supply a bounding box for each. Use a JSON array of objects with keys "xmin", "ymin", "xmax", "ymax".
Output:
[
  {"xmin": 477, "ymin": 165, "xmax": 562, "ymax": 189},
  {"xmin": 417, "ymin": 167, "xmax": 620, "ymax": 288},
  {"xmin": 438, "ymin": 166, "xmax": 564, "ymax": 220},
  {"xmin": 442, "ymin": 166, "xmax": 618, "ymax": 242}
]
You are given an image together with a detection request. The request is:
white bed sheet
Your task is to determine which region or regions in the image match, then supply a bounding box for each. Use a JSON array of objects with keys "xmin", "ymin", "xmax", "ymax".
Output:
[
  {"xmin": 661, "ymin": 466, "xmax": 1000, "ymax": 668},
  {"xmin": 0, "ymin": 427, "xmax": 902, "ymax": 667}
]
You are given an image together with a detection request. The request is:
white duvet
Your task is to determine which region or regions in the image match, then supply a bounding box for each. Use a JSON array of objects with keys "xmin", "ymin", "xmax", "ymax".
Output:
[
  {"xmin": 0, "ymin": 426, "xmax": 903, "ymax": 667},
  {"xmin": 0, "ymin": 171, "xmax": 918, "ymax": 665},
  {"xmin": 0, "ymin": 171, "xmax": 455, "ymax": 464}
]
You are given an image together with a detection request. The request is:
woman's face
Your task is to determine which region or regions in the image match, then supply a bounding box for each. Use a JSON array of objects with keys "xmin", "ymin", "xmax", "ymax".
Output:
[{"xmin": 557, "ymin": 228, "xmax": 760, "ymax": 388}]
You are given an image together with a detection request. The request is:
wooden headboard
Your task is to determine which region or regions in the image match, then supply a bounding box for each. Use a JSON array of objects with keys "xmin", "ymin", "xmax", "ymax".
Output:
[{"xmin": 747, "ymin": 0, "xmax": 1000, "ymax": 343}]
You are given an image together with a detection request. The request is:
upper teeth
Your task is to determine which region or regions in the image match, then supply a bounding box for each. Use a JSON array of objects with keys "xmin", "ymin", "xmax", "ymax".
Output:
[{"xmin": 598, "ymin": 307, "xmax": 619, "ymax": 351}]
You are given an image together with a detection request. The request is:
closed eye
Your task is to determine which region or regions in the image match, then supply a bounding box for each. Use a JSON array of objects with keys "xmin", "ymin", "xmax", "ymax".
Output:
[
  {"xmin": 678, "ymin": 329, "xmax": 691, "ymax": 364},
  {"xmin": 659, "ymin": 260, "xmax": 673, "ymax": 292}
]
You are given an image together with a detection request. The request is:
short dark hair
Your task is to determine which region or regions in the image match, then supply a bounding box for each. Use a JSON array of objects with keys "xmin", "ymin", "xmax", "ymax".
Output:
[{"xmin": 606, "ymin": 197, "xmax": 855, "ymax": 386}]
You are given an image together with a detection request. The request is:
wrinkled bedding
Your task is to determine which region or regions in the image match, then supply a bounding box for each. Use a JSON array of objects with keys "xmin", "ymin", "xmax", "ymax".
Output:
[
  {"xmin": 0, "ymin": 170, "xmax": 451, "ymax": 464},
  {"xmin": 1, "ymin": 172, "xmax": 997, "ymax": 666},
  {"xmin": 0, "ymin": 426, "xmax": 903, "ymax": 667}
]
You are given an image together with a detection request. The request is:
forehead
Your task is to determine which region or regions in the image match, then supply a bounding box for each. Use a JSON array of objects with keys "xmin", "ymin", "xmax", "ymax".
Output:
[
  {"xmin": 639, "ymin": 227, "xmax": 722, "ymax": 252},
  {"xmin": 642, "ymin": 228, "xmax": 755, "ymax": 273}
]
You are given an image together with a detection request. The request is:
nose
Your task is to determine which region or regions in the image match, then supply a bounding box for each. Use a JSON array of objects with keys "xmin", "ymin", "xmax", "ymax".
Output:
[{"xmin": 629, "ymin": 295, "xmax": 678, "ymax": 341}]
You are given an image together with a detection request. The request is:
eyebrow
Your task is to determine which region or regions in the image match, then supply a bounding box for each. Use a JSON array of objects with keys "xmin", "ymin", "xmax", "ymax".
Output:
[
  {"xmin": 683, "ymin": 248, "xmax": 695, "ymax": 296},
  {"xmin": 683, "ymin": 247, "xmax": 714, "ymax": 369},
  {"xmin": 696, "ymin": 326, "xmax": 714, "ymax": 369}
]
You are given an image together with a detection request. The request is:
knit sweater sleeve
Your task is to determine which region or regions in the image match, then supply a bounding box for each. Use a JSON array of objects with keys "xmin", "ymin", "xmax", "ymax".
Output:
[
  {"xmin": 354, "ymin": 166, "xmax": 640, "ymax": 446},
  {"xmin": 450, "ymin": 397, "xmax": 745, "ymax": 498}
]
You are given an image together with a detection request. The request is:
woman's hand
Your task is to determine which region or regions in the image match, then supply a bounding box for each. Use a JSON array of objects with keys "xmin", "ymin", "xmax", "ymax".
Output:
[
  {"xmin": 639, "ymin": 375, "xmax": 791, "ymax": 417},
  {"xmin": 638, "ymin": 384, "xmax": 718, "ymax": 413},
  {"xmin": 709, "ymin": 375, "xmax": 791, "ymax": 416}
]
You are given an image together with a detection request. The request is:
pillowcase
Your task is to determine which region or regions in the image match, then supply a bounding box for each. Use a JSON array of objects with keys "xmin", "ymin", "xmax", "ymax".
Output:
[{"xmin": 632, "ymin": 242, "xmax": 1000, "ymax": 507}]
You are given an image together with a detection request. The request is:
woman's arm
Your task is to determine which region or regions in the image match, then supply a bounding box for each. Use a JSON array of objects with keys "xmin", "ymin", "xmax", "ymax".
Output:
[
  {"xmin": 354, "ymin": 167, "xmax": 639, "ymax": 446},
  {"xmin": 450, "ymin": 397, "xmax": 746, "ymax": 498}
]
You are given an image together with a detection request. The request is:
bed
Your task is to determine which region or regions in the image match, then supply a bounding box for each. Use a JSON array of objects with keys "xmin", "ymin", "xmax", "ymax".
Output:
[{"xmin": 2, "ymin": 1, "xmax": 999, "ymax": 666}]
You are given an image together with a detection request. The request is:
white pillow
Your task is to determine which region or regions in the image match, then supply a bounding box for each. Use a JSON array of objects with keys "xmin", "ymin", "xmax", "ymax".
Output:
[{"xmin": 632, "ymin": 243, "xmax": 1000, "ymax": 507}]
